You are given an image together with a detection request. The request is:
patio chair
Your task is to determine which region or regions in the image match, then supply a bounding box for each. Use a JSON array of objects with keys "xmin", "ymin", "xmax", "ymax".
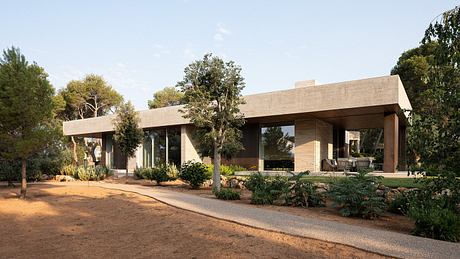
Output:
[
  {"xmin": 321, "ymin": 159, "xmax": 337, "ymax": 171},
  {"xmin": 356, "ymin": 157, "xmax": 373, "ymax": 171},
  {"xmin": 336, "ymin": 158, "xmax": 351, "ymax": 171}
]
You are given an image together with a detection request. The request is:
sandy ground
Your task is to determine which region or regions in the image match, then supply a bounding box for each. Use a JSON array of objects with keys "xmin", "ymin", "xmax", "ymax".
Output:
[
  {"xmin": 0, "ymin": 184, "xmax": 389, "ymax": 259},
  {"xmin": 108, "ymin": 178, "xmax": 414, "ymax": 234}
]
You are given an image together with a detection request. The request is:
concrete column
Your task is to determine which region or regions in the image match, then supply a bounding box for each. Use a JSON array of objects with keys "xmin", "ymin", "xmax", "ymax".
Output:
[
  {"xmin": 384, "ymin": 113, "xmax": 399, "ymax": 173},
  {"xmin": 101, "ymin": 134, "xmax": 106, "ymax": 167},
  {"xmin": 180, "ymin": 125, "xmax": 202, "ymax": 164},
  {"xmin": 295, "ymin": 119, "xmax": 333, "ymax": 172}
]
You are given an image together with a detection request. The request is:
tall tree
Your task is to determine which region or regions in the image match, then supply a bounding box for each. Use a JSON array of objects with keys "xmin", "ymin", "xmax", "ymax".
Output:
[
  {"xmin": 113, "ymin": 101, "xmax": 144, "ymax": 178},
  {"xmin": 148, "ymin": 86, "xmax": 184, "ymax": 109},
  {"xmin": 177, "ymin": 54, "xmax": 246, "ymax": 191},
  {"xmin": 0, "ymin": 47, "xmax": 57, "ymax": 198},
  {"xmin": 56, "ymin": 74, "xmax": 123, "ymax": 164},
  {"xmin": 407, "ymin": 6, "xmax": 460, "ymax": 176},
  {"xmin": 391, "ymin": 42, "xmax": 437, "ymax": 112}
]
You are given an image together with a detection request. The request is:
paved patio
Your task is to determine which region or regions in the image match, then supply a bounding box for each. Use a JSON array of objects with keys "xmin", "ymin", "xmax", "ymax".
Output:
[{"xmin": 44, "ymin": 181, "xmax": 459, "ymax": 258}]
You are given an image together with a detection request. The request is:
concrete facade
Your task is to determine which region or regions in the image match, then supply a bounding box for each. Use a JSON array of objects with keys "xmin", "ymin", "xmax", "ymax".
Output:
[
  {"xmin": 63, "ymin": 75, "xmax": 412, "ymax": 173},
  {"xmin": 294, "ymin": 119, "xmax": 333, "ymax": 172}
]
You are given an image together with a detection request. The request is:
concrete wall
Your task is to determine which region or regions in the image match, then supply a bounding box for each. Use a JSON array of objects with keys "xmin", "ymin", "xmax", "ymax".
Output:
[
  {"xmin": 294, "ymin": 119, "xmax": 333, "ymax": 172},
  {"xmin": 63, "ymin": 75, "xmax": 412, "ymax": 137},
  {"xmin": 180, "ymin": 125, "xmax": 202, "ymax": 163}
]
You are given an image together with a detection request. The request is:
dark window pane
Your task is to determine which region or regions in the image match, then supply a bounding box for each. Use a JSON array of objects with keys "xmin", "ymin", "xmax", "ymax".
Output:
[
  {"xmin": 261, "ymin": 125, "xmax": 295, "ymax": 171},
  {"xmin": 167, "ymin": 127, "xmax": 181, "ymax": 166}
]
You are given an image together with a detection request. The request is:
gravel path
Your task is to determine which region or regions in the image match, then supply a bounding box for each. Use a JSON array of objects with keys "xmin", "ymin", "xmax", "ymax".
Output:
[{"xmin": 46, "ymin": 182, "xmax": 460, "ymax": 259}]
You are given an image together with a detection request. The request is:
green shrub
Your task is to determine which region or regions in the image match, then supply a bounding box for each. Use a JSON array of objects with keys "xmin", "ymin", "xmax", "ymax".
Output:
[
  {"xmin": 282, "ymin": 171, "xmax": 325, "ymax": 207},
  {"xmin": 245, "ymin": 172, "xmax": 267, "ymax": 192},
  {"xmin": 328, "ymin": 170, "xmax": 386, "ymax": 219},
  {"xmin": 245, "ymin": 173, "xmax": 289, "ymax": 205},
  {"xmin": 61, "ymin": 164, "xmax": 77, "ymax": 176},
  {"xmin": 405, "ymin": 174, "xmax": 460, "ymax": 241},
  {"xmin": 388, "ymin": 193, "xmax": 410, "ymax": 215},
  {"xmin": 205, "ymin": 164, "xmax": 246, "ymax": 176},
  {"xmin": 134, "ymin": 167, "xmax": 144, "ymax": 179},
  {"xmin": 143, "ymin": 165, "xmax": 170, "ymax": 185},
  {"xmin": 167, "ymin": 164, "xmax": 179, "ymax": 180},
  {"xmin": 408, "ymin": 198, "xmax": 460, "ymax": 242},
  {"xmin": 73, "ymin": 165, "xmax": 108, "ymax": 181},
  {"xmin": 213, "ymin": 188, "xmax": 241, "ymax": 200},
  {"xmin": 95, "ymin": 165, "xmax": 110, "ymax": 180},
  {"xmin": 179, "ymin": 161, "xmax": 209, "ymax": 189}
]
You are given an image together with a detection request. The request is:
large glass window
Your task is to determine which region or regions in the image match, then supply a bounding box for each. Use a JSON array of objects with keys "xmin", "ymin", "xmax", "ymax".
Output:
[
  {"xmin": 154, "ymin": 129, "xmax": 166, "ymax": 165},
  {"xmin": 143, "ymin": 133, "xmax": 153, "ymax": 168},
  {"xmin": 167, "ymin": 128, "xmax": 181, "ymax": 166},
  {"xmin": 143, "ymin": 128, "xmax": 180, "ymax": 167},
  {"xmin": 261, "ymin": 125, "xmax": 295, "ymax": 171}
]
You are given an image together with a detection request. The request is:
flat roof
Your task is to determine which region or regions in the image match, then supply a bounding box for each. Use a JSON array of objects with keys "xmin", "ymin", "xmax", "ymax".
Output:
[{"xmin": 63, "ymin": 75, "xmax": 412, "ymax": 137}]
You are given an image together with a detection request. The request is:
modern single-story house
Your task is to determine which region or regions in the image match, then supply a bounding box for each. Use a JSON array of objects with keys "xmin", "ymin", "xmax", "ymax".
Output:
[{"xmin": 62, "ymin": 75, "xmax": 412, "ymax": 173}]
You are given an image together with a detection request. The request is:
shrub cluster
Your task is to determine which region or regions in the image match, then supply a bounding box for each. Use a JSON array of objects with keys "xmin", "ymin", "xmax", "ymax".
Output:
[
  {"xmin": 213, "ymin": 188, "xmax": 240, "ymax": 200},
  {"xmin": 205, "ymin": 164, "xmax": 246, "ymax": 176},
  {"xmin": 62, "ymin": 164, "xmax": 110, "ymax": 181},
  {"xmin": 134, "ymin": 164, "xmax": 179, "ymax": 185},
  {"xmin": 179, "ymin": 161, "xmax": 209, "ymax": 189},
  {"xmin": 245, "ymin": 171, "xmax": 324, "ymax": 207},
  {"xmin": 405, "ymin": 175, "xmax": 460, "ymax": 242},
  {"xmin": 328, "ymin": 170, "xmax": 386, "ymax": 219}
]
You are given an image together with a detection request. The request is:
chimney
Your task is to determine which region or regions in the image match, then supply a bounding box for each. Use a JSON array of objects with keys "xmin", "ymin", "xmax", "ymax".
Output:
[{"xmin": 295, "ymin": 79, "xmax": 317, "ymax": 88}]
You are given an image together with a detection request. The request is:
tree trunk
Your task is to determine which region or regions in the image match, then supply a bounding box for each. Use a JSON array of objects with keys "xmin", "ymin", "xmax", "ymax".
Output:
[
  {"xmin": 20, "ymin": 158, "xmax": 27, "ymax": 199},
  {"xmin": 213, "ymin": 144, "xmax": 221, "ymax": 192},
  {"xmin": 125, "ymin": 156, "xmax": 129, "ymax": 180},
  {"xmin": 373, "ymin": 129, "xmax": 383, "ymax": 155},
  {"xmin": 71, "ymin": 136, "xmax": 78, "ymax": 165}
]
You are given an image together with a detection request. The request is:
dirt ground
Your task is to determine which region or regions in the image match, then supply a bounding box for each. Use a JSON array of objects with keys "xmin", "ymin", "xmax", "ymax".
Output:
[
  {"xmin": 106, "ymin": 178, "xmax": 415, "ymax": 235},
  {"xmin": 0, "ymin": 184, "xmax": 389, "ymax": 259}
]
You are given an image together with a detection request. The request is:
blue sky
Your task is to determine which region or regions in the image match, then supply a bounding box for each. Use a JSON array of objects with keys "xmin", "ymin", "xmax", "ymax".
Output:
[{"xmin": 1, "ymin": 1, "xmax": 457, "ymax": 110}]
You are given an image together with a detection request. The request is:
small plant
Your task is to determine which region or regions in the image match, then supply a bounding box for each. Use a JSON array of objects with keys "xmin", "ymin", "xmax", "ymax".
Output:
[
  {"xmin": 179, "ymin": 161, "xmax": 209, "ymax": 189},
  {"xmin": 167, "ymin": 164, "xmax": 179, "ymax": 180},
  {"xmin": 134, "ymin": 167, "xmax": 144, "ymax": 179},
  {"xmin": 245, "ymin": 173, "xmax": 289, "ymax": 205},
  {"xmin": 282, "ymin": 171, "xmax": 325, "ymax": 207},
  {"xmin": 407, "ymin": 198, "xmax": 460, "ymax": 242},
  {"xmin": 60, "ymin": 164, "xmax": 77, "ymax": 176},
  {"xmin": 405, "ymin": 174, "xmax": 460, "ymax": 242},
  {"xmin": 245, "ymin": 172, "xmax": 267, "ymax": 192},
  {"xmin": 76, "ymin": 166, "xmax": 97, "ymax": 181},
  {"xmin": 206, "ymin": 164, "xmax": 246, "ymax": 176},
  {"xmin": 213, "ymin": 188, "xmax": 240, "ymax": 200},
  {"xmin": 388, "ymin": 193, "xmax": 410, "ymax": 215},
  {"xmin": 143, "ymin": 165, "xmax": 170, "ymax": 185},
  {"xmin": 95, "ymin": 165, "xmax": 110, "ymax": 180},
  {"xmin": 328, "ymin": 170, "xmax": 386, "ymax": 219}
]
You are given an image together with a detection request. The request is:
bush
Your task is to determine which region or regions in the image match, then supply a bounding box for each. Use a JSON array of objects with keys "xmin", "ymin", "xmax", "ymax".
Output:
[
  {"xmin": 408, "ymin": 198, "xmax": 460, "ymax": 242},
  {"xmin": 167, "ymin": 164, "xmax": 179, "ymax": 180},
  {"xmin": 134, "ymin": 167, "xmax": 144, "ymax": 179},
  {"xmin": 179, "ymin": 161, "xmax": 209, "ymax": 189},
  {"xmin": 328, "ymin": 170, "xmax": 386, "ymax": 219},
  {"xmin": 205, "ymin": 164, "xmax": 247, "ymax": 176},
  {"xmin": 282, "ymin": 171, "xmax": 325, "ymax": 207},
  {"xmin": 388, "ymin": 193, "xmax": 410, "ymax": 215},
  {"xmin": 245, "ymin": 173, "xmax": 288, "ymax": 205},
  {"xmin": 143, "ymin": 165, "xmax": 170, "ymax": 185},
  {"xmin": 405, "ymin": 174, "xmax": 460, "ymax": 241},
  {"xmin": 60, "ymin": 164, "xmax": 77, "ymax": 176},
  {"xmin": 245, "ymin": 172, "xmax": 267, "ymax": 192},
  {"xmin": 213, "ymin": 188, "xmax": 240, "ymax": 200},
  {"xmin": 73, "ymin": 165, "xmax": 109, "ymax": 181}
]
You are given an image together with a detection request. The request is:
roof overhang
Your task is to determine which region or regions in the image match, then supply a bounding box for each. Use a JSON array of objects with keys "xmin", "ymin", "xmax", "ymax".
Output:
[{"xmin": 63, "ymin": 75, "xmax": 412, "ymax": 137}]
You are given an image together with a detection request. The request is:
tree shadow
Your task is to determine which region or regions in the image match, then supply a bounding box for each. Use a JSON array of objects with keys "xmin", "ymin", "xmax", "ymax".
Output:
[{"xmin": 0, "ymin": 184, "xmax": 382, "ymax": 259}]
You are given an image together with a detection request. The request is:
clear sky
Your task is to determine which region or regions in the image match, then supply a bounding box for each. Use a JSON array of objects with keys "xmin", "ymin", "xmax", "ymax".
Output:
[{"xmin": 1, "ymin": 1, "xmax": 457, "ymax": 110}]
